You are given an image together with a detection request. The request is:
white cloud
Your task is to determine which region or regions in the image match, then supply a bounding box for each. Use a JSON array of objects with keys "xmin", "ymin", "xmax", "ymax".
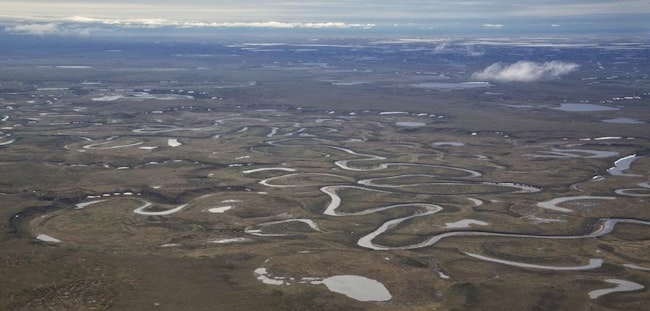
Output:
[
  {"xmin": 179, "ymin": 21, "xmax": 375, "ymax": 29},
  {"xmin": 66, "ymin": 16, "xmax": 103, "ymax": 23},
  {"xmin": 2, "ymin": 17, "xmax": 375, "ymax": 34},
  {"xmin": 5, "ymin": 22, "xmax": 59, "ymax": 35},
  {"xmin": 472, "ymin": 61, "xmax": 579, "ymax": 82},
  {"xmin": 4, "ymin": 22, "xmax": 95, "ymax": 35},
  {"xmin": 66, "ymin": 16, "xmax": 175, "ymax": 28},
  {"xmin": 482, "ymin": 23, "xmax": 504, "ymax": 28}
]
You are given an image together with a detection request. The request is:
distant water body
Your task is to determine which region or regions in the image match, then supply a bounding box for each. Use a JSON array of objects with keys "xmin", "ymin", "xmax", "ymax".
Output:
[
  {"xmin": 409, "ymin": 82, "xmax": 490, "ymax": 89},
  {"xmin": 553, "ymin": 103, "xmax": 618, "ymax": 112},
  {"xmin": 602, "ymin": 117, "xmax": 645, "ymax": 124},
  {"xmin": 395, "ymin": 121, "xmax": 426, "ymax": 127}
]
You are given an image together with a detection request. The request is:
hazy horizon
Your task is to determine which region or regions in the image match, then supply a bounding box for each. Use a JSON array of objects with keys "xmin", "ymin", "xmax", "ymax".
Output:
[{"xmin": 1, "ymin": 0, "xmax": 648, "ymax": 37}]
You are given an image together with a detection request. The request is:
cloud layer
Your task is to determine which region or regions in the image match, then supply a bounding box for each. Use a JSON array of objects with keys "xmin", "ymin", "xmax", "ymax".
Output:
[
  {"xmin": 2, "ymin": 17, "xmax": 375, "ymax": 36},
  {"xmin": 62, "ymin": 16, "xmax": 375, "ymax": 29},
  {"xmin": 472, "ymin": 61, "xmax": 579, "ymax": 82},
  {"xmin": 4, "ymin": 23, "xmax": 59, "ymax": 35},
  {"xmin": 482, "ymin": 23, "xmax": 504, "ymax": 28},
  {"xmin": 4, "ymin": 22, "xmax": 96, "ymax": 35}
]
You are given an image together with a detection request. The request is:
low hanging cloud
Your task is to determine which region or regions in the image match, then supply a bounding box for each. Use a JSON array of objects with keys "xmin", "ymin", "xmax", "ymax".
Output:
[
  {"xmin": 482, "ymin": 23, "xmax": 504, "ymax": 28},
  {"xmin": 2, "ymin": 18, "xmax": 375, "ymax": 36},
  {"xmin": 4, "ymin": 22, "xmax": 94, "ymax": 36},
  {"xmin": 180, "ymin": 21, "xmax": 375, "ymax": 29},
  {"xmin": 5, "ymin": 23, "xmax": 60, "ymax": 35},
  {"xmin": 472, "ymin": 61, "xmax": 579, "ymax": 82},
  {"xmin": 66, "ymin": 16, "xmax": 375, "ymax": 29}
]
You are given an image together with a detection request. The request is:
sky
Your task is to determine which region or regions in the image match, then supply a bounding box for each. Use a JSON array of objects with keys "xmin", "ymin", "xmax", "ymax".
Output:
[{"xmin": 0, "ymin": 0, "xmax": 648, "ymax": 36}]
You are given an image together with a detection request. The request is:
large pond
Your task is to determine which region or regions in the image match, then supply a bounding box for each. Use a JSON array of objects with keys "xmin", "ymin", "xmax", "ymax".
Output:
[
  {"xmin": 319, "ymin": 275, "xmax": 392, "ymax": 302},
  {"xmin": 602, "ymin": 117, "xmax": 645, "ymax": 124},
  {"xmin": 253, "ymin": 268, "xmax": 392, "ymax": 302},
  {"xmin": 553, "ymin": 103, "xmax": 619, "ymax": 112},
  {"xmin": 395, "ymin": 121, "xmax": 426, "ymax": 127},
  {"xmin": 409, "ymin": 82, "xmax": 490, "ymax": 89}
]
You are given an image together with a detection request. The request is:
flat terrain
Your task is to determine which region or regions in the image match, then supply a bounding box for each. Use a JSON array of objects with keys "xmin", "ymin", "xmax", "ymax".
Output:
[{"xmin": 0, "ymin": 36, "xmax": 649, "ymax": 310}]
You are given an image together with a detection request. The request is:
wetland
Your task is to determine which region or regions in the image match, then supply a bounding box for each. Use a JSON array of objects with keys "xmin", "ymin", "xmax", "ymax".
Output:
[{"xmin": 0, "ymin": 34, "xmax": 648, "ymax": 310}]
